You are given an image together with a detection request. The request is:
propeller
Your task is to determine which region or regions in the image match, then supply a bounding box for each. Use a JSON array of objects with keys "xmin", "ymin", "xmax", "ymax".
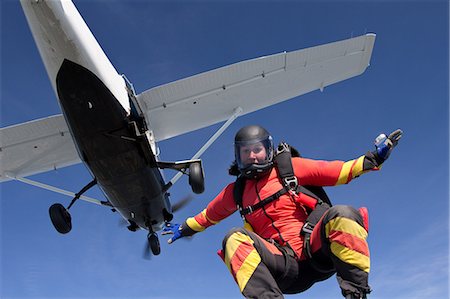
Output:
[
  {"xmin": 143, "ymin": 239, "xmax": 152, "ymax": 260},
  {"xmin": 172, "ymin": 194, "xmax": 193, "ymax": 212},
  {"xmin": 120, "ymin": 194, "xmax": 194, "ymax": 259}
]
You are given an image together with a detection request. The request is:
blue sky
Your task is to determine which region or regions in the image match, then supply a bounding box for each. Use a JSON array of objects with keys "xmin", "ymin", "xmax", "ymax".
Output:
[{"xmin": 1, "ymin": 1, "xmax": 448, "ymax": 299}]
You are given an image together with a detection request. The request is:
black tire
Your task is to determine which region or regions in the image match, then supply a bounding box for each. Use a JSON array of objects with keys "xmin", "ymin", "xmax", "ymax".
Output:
[
  {"xmin": 49, "ymin": 203, "xmax": 72, "ymax": 234},
  {"xmin": 149, "ymin": 233, "xmax": 161, "ymax": 256},
  {"xmin": 188, "ymin": 162, "xmax": 204, "ymax": 194}
]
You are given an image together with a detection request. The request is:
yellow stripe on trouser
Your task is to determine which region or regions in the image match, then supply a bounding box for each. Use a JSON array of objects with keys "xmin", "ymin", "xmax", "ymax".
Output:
[
  {"xmin": 326, "ymin": 217, "xmax": 370, "ymax": 273},
  {"xmin": 236, "ymin": 249, "xmax": 262, "ymax": 292},
  {"xmin": 330, "ymin": 243, "xmax": 370, "ymax": 273},
  {"xmin": 325, "ymin": 217, "xmax": 368, "ymax": 239},
  {"xmin": 337, "ymin": 156, "xmax": 366, "ymax": 185},
  {"xmin": 243, "ymin": 221, "xmax": 254, "ymax": 232},
  {"xmin": 224, "ymin": 232, "xmax": 262, "ymax": 292}
]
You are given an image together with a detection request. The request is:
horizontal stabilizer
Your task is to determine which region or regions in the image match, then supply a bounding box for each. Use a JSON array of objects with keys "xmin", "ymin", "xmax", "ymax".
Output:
[
  {"xmin": 137, "ymin": 34, "xmax": 376, "ymax": 142},
  {"xmin": 0, "ymin": 115, "xmax": 80, "ymax": 182}
]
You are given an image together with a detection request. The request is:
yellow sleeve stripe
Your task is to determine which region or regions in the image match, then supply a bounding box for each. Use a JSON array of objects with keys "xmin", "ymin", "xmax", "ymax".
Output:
[
  {"xmin": 337, "ymin": 160, "xmax": 354, "ymax": 185},
  {"xmin": 337, "ymin": 156, "xmax": 366, "ymax": 185},
  {"xmin": 353, "ymin": 155, "xmax": 365, "ymax": 177},
  {"xmin": 202, "ymin": 209, "xmax": 220, "ymax": 225},
  {"xmin": 331, "ymin": 242, "xmax": 370, "ymax": 273},
  {"xmin": 185, "ymin": 217, "xmax": 206, "ymax": 232},
  {"xmin": 325, "ymin": 217, "xmax": 368, "ymax": 240}
]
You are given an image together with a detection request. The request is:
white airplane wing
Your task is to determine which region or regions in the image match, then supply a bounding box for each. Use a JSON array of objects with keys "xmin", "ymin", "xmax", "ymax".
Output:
[
  {"xmin": 1, "ymin": 34, "xmax": 375, "ymax": 182},
  {"xmin": 137, "ymin": 33, "xmax": 376, "ymax": 142},
  {"xmin": 0, "ymin": 115, "xmax": 81, "ymax": 182}
]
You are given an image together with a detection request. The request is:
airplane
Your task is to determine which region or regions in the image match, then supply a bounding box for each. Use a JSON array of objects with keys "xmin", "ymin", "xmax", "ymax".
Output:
[{"xmin": 0, "ymin": 0, "xmax": 376, "ymax": 256}]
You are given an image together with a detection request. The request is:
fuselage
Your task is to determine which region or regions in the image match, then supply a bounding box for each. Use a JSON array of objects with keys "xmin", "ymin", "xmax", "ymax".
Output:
[{"xmin": 21, "ymin": 0, "xmax": 170, "ymax": 231}]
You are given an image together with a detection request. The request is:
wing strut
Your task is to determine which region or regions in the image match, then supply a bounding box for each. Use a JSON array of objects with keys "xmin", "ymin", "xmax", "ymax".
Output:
[
  {"xmin": 5, "ymin": 173, "xmax": 107, "ymax": 206},
  {"xmin": 169, "ymin": 106, "xmax": 243, "ymax": 186}
]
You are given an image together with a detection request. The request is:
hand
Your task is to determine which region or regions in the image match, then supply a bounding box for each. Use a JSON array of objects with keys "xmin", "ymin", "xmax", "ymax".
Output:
[
  {"xmin": 162, "ymin": 223, "xmax": 183, "ymax": 244},
  {"xmin": 374, "ymin": 129, "xmax": 403, "ymax": 161}
]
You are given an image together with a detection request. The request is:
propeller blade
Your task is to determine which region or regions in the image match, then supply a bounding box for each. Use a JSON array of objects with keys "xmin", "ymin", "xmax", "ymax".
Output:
[
  {"xmin": 172, "ymin": 195, "xmax": 194, "ymax": 212},
  {"xmin": 143, "ymin": 239, "xmax": 152, "ymax": 260}
]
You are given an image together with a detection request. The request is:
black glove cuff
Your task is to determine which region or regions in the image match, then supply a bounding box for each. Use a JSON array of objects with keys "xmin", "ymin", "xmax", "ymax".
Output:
[
  {"xmin": 180, "ymin": 221, "xmax": 198, "ymax": 237},
  {"xmin": 364, "ymin": 151, "xmax": 384, "ymax": 169}
]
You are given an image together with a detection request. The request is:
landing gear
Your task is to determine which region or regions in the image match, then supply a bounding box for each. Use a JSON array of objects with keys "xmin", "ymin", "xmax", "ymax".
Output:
[
  {"xmin": 49, "ymin": 179, "xmax": 97, "ymax": 234},
  {"xmin": 143, "ymin": 220, "xmax": 161, "ymax": 258},
  {"xmin": 148, "ymin": 232, "xmax": 161, "ymax": 256},
  {"xmin": 49, "ymin": 203, "xmax": 72, "ymax": 234},
  {"xmin": 189, "ymin": 162, "xmax": 204, "ymax": 194},
  {"xmin": 157, "ymin": 159, "xmax": 205, "ymax": 194}
]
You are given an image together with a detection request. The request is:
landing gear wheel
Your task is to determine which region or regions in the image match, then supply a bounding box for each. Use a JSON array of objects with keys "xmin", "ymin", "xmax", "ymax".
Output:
[
  {"xmin": 188, "ymin": 162, "xmax": 204, "ymax": 194},
  {"xmin": 49, "ymin": 203, "xmax": 72, "ymax": 234},
  {"xmin": 148, "ymin": 233, "xmax": 161, "ymax": 256}
]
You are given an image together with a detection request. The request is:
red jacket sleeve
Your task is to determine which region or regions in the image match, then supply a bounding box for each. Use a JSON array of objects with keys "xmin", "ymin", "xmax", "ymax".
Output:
[
  {"xmin": 293, "ymin": 155, "xmax": 378, "ymax": 186},
  {"xmin": 184, "ymin": 183, "xmax": 237, "ymax": 233}
]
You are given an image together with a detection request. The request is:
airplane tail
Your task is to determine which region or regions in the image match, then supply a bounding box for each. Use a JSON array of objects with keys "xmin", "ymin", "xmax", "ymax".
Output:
[{"xmin": 20, "ymin": 0, "xmax": 129, "ymax": 112}]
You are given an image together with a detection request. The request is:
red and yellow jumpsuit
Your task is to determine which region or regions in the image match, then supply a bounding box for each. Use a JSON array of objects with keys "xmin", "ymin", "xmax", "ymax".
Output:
[{"xmin": 180, "ymin": 154, "xmax": 378, "ymax": 298}]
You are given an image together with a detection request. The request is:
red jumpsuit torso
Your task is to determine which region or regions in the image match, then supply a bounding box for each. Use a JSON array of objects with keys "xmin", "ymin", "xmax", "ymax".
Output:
[{"xmin": 192, "ymin": 157, "xmax": 347, "ymax": 258}]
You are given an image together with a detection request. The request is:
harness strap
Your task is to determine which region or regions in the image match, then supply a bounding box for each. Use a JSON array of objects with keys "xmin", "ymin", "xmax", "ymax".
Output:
[
  {"xmin": 239, "ymin": 186, "xmax": 289, "ymax": 216},
  {"xmin": 233, "ymin": 175, "xmax": 246, "ymax": 214},
  {"xmin": 269, "ymin": 238, "xmax": 296, "ymax": 259},
  {"xmin": 298, "ymin": 186, "xmax": 322, "ymax": 204},
  {"xmin": 274, "ymin": 142, "xmax": 298, "ymax": 190},
  {"xmin": 301, "ymin": 202, "xmax": 331, "ymax": 236},
  {"xmin": 301, "ymin": 202, "xmax": 334, "ymax": 273},
  {"xmin": 302, "ymin": 232, "xmax": 335, "ymax": 273}
]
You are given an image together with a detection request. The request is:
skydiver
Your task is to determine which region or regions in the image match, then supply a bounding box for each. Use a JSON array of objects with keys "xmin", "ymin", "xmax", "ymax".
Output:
[{"xmin": 163, "ymin": 125, "xmax": 403, "ymax": 299}]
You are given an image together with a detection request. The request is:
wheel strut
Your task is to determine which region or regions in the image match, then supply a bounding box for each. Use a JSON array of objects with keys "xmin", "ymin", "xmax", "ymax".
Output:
[
  {"xmin": 145, "ymin": 220, "xmax": 161, "ymax": 256},
  {"xmin": 148, "ymin": 232, "xmax": 161, "ymax": 256},
  {"xmin": 49, "ymin": 178, "xmax": 98, "ymax": 234},
  {"xmin": 67, "ymin": 178, "xmax": 97, "ymax": 210}
]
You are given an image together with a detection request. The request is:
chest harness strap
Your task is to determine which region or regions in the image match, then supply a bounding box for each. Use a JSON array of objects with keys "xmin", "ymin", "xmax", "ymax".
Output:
[{"xmin": 235, "ymin": 142, "xmax": 330, "ymax": 218}]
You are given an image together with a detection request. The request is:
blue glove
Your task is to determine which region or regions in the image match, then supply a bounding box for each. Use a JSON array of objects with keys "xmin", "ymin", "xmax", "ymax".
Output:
[
  {"xmin": 374, "ymin": 129, "xmax": 403, "ymax": 162},
  {"xmin": 162, "ymin": 223, "xmax": 183, "ymax": 244}
]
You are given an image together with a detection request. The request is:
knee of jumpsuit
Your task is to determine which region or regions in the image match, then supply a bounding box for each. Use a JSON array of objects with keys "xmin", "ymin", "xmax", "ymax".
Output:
[
  {"xmin": 322, "ymin": 205, "xmax": 370, "ymax": 273},
  {"xmin": 220, "ymin": 227, "xmax": 263, "ymax": 293}
]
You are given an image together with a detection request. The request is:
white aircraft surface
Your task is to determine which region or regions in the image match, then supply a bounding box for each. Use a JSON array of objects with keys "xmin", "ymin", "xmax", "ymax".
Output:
[{"xmin": 0, "ymin": 0, "xmax": 375, "ymax": 256}]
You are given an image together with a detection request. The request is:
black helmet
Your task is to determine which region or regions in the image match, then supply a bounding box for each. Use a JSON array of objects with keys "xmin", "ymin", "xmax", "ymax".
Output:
[{"xmin": 234, "ymin": 125, "xmax": 274, "ymax": 178}]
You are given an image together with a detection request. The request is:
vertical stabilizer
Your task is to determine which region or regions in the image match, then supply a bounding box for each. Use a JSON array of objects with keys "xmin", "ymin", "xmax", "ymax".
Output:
[{"xmin": 20, "ymin": 0, "xmax": 129, "ymax": 112}]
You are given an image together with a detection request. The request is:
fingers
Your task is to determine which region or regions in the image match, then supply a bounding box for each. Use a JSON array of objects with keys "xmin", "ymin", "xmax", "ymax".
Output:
[
  {"xmin": 163, "ymin": 231, "xmax": 177, "ymax": 244},
  {"xmin": 388, "ymin": 129, "xmax": 403, "ymax": 146},
  {"xmin": 167, "ymin": 233, "xmax": 181, "ymax": 244},
  {"xmin": 162, "ymin": 223, "xmax": 179, "ymax": 235},
  {"xmin": 389, "ymin": 129, "xmax": 403, "ymax": 140},
  {"xmin": 162, "ymin": 223, "xmax": 182, "ymax": 244}
]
